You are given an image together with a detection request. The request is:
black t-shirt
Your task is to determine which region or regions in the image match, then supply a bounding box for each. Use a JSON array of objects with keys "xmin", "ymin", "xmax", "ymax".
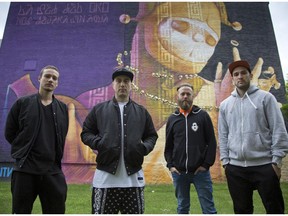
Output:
[{"xmin": 18, "ymin": 102, "xmax": 61, "ymax": 174}]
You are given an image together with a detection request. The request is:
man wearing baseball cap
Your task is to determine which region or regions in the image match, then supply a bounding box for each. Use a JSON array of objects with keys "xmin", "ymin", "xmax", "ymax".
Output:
[
  {"xmin": 228, "ymin": 60, "xmax": 251, "ymax": 74},
  {"xmin": 81, "ymin": 67, "xmax": 158, "ymax": 214},
  {"xmin": 218, "ymin": 60, "xmax": 288, "ymax": 213},
  {"xmin": 112, "ymin": 67, "xmax": 134, "ymax": 81}
]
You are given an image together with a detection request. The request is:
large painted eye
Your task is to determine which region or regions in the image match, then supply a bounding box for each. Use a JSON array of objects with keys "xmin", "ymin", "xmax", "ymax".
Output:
[
  {"xmin": 168, "ymin": 18, "xmax": 218, "ymax": 47},
  {"xmin": 205, "ymin": 32, "xmax": 217, "ymax": 47},
  {"xmin": 171, "ymin": 20, "xmax": 189, "ymax": 33}
]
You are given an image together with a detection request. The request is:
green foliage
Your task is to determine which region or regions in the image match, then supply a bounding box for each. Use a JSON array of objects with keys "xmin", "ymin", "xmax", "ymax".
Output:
[
  {"xmin": 286, "ymin": 82, "xmax": 288, "ymax": 101},
  {"xmin": 280, "ymin": 82, "xmax": 288, "ymax": 121},
  {"xmin": 1, "ymin": 182, "xmax": 288, "ymax": 214},
  {"xmin": 281, "ymin": 103, "xmax": 288, "ymax": 120}
]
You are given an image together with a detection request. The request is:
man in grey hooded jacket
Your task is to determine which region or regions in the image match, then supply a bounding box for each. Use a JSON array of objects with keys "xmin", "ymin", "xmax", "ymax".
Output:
[{"xmin": 218, "ymin": 60, "xmax": 288, "ymax": 214}]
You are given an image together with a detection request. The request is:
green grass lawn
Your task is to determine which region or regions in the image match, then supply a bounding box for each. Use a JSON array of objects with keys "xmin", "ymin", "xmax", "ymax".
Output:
[{"xmin": 0, "ymin": 181, "xmax": 287, "ymax": 214}]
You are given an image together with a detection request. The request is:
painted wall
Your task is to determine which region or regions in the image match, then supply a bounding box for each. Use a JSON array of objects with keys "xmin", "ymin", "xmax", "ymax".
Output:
[{"xmin": 0, "ymin": 2, "xmax": 286, "ymax": 183}]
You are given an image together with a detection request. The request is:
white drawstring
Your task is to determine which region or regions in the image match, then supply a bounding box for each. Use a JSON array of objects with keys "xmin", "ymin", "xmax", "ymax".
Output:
[
  {"xmin": 245, "ymin": 92, "xmax": 258, "ymax": 110},
  {"xmin": 229, "ymin": 97, "xmax": 237, "ymax": 113}
]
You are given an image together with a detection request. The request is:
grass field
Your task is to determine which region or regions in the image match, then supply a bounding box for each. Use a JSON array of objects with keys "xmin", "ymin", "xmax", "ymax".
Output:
[{"xmin": 0, "ymin": 181, "xmax": 287, "ymax": 214}]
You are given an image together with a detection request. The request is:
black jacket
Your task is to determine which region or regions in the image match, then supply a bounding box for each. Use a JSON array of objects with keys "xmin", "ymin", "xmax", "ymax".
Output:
[
  {"xmin": 5, "ymin": 93, "xmax": 69, "ymax": 169},
  {"xmin": 164, "ymin": 105, "xmax": 216, "ymax": 173},
  {"xmin": 81, "ymin": 97, "xmax": 158, "ymax": 175}
]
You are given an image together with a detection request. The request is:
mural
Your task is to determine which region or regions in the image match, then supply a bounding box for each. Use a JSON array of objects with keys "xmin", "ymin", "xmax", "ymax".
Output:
[{"xmin": 0, "ymin": 2, "xmax": 286, "ymax": 183}]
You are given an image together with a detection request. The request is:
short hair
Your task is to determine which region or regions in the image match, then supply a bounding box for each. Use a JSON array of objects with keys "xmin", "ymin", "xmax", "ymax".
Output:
[
  {"xmin": 39, "ymin": 65, "xmax": 59, "ymax": 77},
  {"xmin": 176, "ymin": 83, "xmax": 194, "ymax": 91}
]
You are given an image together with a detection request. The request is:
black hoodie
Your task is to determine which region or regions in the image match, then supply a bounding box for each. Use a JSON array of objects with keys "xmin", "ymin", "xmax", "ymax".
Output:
[{"xmin": 164, "ymin": 105, "xmax": 216, "ymax": 173}]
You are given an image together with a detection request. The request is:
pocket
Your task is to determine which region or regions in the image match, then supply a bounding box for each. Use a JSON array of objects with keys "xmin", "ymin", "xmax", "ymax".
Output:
[
  {"xmin": 270, "ymin": 164, "xmax": 281, "ymax": 180},
  {"xmin": 96, "ymin": 134, "xmax": 105, "ymax": 150},
  {"xmin": 243, "ymin": 133, "xmax": 270, "ymax": 158},
  {"xmin": 195, "ymin": 169, "xmax": 209, "ymax": 176},
  {"xmin": 11, "ymin": 171, "xmax": 17, "ymax": 193},
  {"xmin": 224, "ymin": 164, "xmax": 230, "ymax": 175},
  {"xmin": 171, "ymin": 171, "xmax": 180, "ymax": 178}
]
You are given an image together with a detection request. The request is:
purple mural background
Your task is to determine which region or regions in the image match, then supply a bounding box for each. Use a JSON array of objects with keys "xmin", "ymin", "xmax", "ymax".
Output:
[{"xmin": 0, "ymin": 2, "xmax": 286, "ymax": 183}]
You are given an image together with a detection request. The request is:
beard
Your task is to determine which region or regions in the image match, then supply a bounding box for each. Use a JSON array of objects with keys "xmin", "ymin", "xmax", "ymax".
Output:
[{"xmin": 178, "ymin": 99, "xmax": 192, "ymax": 110}]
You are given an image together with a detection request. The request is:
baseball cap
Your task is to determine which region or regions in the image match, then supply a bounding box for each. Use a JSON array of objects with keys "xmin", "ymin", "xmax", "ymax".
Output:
[
  {"xmin": 228, "ymin": 60, "xmax": 251, "ymax": 75},
  {"xmin": 112, "ymin": 67, "xmax": 134, "ymax": 81}
]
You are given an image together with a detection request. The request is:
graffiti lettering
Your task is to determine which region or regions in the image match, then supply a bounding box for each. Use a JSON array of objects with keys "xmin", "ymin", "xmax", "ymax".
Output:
[
  {"xmin": 15, "ymin": 3, "xmax": 111, "ymax": 26},
  {"xmin": 36, "ymin": 4, "xmax": 57, "ymax": 15},
  {"xmin": 89, "ymin": 3, "xmax": 109, "ymax": 13},
  {"xmin": 16, "ymin": 17, "xmax": 32, "ymax": 25},
  {"xmin": 63, "ymin": 3, "xmax": 82, "ymax": 14},
  {"xmin": 0, "ymin": 167, "xmax": 13, "ymax": 177},
  {"xmin": 35, "ymin": 15, "xmax": 69, "ymax": 25},
  {"xmin": 86, "ymin": 14, "xmax": 109, "ymax": 23},
  {"xmin": 18, "ymin": 4, "xmax": 33, "ymax": 16},
  {"xmin": 31, "ymin": 15, "xmax": 108, "ymax": 25},
  {"xmin": 70, "ymin": 15, "xmax": 86, "ymax": 24}
]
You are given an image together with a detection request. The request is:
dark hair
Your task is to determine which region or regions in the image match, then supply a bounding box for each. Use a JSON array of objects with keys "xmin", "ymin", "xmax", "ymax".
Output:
[
  {"xmin": 39, "ymin": 65, "xmax": 59, "ymax": 77},
  {"xmin": 176, "ymin": 83, "xmax": 194, "ymax": 91}
]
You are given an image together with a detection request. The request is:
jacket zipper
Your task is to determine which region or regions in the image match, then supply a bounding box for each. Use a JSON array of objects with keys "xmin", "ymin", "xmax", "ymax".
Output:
[
  {"xmin": 240, "ymin": 97, "xmax": 247, "ymax": 167},
  {"xmin": 185, "ymin": 116, "xmax": 189, "ymax": 174}
]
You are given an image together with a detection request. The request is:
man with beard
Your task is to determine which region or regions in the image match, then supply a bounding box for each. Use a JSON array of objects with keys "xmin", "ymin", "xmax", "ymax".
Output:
[
  {"xmin": 164, "ymin": 83, "xmax": 217, "ymax": 214},
  {"xmin": 218, "ymin": 60, "xmax": 288, "ymax": 213}
]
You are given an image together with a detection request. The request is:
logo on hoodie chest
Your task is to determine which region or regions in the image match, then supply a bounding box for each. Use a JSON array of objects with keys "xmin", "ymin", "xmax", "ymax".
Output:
[{"xmin": 191, "ymin": 122, "xmax": 198, "ymax": 132}]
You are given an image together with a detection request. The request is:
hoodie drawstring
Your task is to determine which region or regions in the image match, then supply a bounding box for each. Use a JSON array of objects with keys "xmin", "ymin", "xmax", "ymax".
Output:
[
  {"xmin": 230, "ymin": 91, "xmax": 258, "ymax": 113},
  {"xmin": 230, "ymin": 97, "xmax": 237, "ymax": 113},
  {"xmin": 245, "ymin": 92, "xmax": 258, "ymax": 110}
]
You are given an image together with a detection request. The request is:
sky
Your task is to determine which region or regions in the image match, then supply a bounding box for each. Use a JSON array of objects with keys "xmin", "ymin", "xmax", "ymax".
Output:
[{"xmin": 0, "ymin": 1, "xmax": 288, "ymax": 81}]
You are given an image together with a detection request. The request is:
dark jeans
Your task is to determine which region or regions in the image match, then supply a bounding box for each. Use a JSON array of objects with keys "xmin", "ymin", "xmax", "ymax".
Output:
[
  {"xmin": 11, "ymin": 171, "xmax": 67, "ymax": 214},
  {"xmin": 172, "ymin": 170, "xmax": 217, "ymax": 214},
  {"xmin": 225, "ymin": 164, "xmax": 284, "ymax": 214}
]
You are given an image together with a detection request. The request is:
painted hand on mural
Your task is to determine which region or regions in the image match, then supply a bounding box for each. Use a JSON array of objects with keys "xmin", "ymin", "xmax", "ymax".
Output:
[
  {"xmin": 253, "ymin": 60, "xmax": 281, "ymax": 92},
  {"xmin": 214, "ymin": 62, "xmax": 233, "ymax": 107},
  {"xmin": 214, "ymin": 47, "xmax": 281, "ymax": 107}
]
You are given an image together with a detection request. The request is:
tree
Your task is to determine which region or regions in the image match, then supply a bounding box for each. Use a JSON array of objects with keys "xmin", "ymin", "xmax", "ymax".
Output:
[{"xmin": 280, "ymin": 82, "xmax": 288, "ymax": 131}]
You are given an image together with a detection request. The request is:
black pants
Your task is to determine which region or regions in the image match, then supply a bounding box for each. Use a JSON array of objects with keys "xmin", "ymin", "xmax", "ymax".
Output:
[
  {"xmin": 92, "ymin": 187, "xmax": 145, "ymax": 214},
  {"xmin": 225, "ymin": 164, "xmax": 284, "ymax": 214},
  {"xmin": 11, "ymin": 171, "xmax": 67, "ymax": 214}
]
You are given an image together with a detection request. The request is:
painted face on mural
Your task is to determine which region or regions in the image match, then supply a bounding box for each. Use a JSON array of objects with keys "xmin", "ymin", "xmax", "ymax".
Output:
[
  {"xmin": 112, "ymin": 75, "xmax": 132, "ymax": 102},
  {"xmin": 159, "ymin": 18, "xmax": 219, "ymax": 63},
  {"xmin": 177, "ymin": 86, "xmax": 194, "ymax": 111},
  {"xmin": 144, "ymin": 2, "xmax": 221, "ymax": 74},
  {"xmin": 38, "ymin": 69, "xmax": 59, "ymax": 92}
]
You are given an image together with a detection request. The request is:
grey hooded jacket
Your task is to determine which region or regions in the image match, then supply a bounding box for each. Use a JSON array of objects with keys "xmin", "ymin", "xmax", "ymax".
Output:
[{"xmin": 218, "ymin": 85, "xmax": 288, "ymax": 167}]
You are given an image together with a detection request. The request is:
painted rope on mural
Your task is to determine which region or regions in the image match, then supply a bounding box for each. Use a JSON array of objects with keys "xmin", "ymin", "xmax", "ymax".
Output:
[{"xmin": 0, "ymin": 2, "xmax": 285, "ymax": 183}]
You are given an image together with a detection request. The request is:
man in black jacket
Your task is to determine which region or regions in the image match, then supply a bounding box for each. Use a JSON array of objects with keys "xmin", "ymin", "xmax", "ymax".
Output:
[
  {"xmin": 5, "ymin": 65, "xmax": 69, "ymax": 214},
  {"xmin": 164, "ymin": 83, "xmax": 217, "ymax": 214},
  {"xmin": 81, "ymin": 67, "xmax": 158, "ymax": 214}
]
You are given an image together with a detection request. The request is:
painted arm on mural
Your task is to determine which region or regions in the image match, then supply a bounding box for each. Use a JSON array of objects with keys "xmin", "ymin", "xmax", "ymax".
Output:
[
  {"xmin": 80, "ymin": 107, "xmax": 101, "ymax": 150},
  {"xmin": 214, "ymin": 47, "xmax": 280, "ymax": 107}
]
